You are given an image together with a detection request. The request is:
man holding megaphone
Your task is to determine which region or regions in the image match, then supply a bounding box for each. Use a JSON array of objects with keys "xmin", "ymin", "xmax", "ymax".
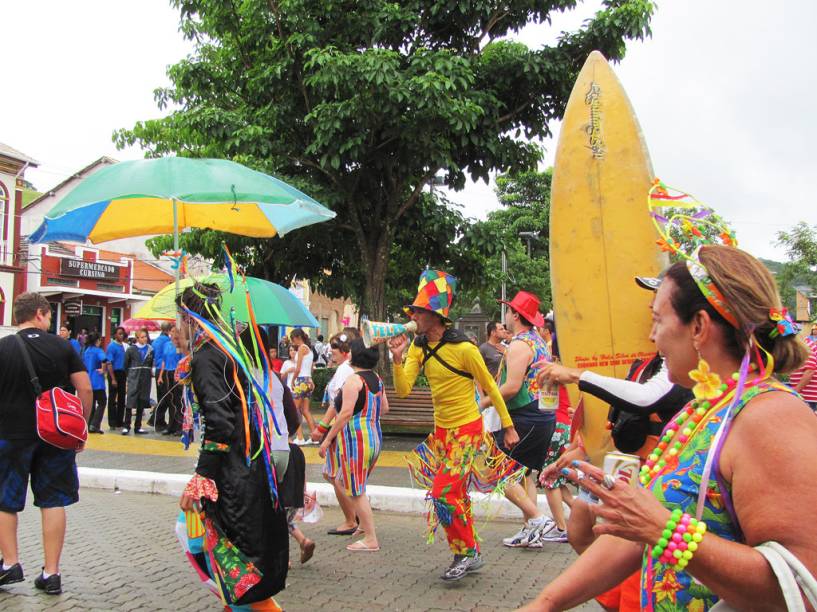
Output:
[{"xmin": 389, "ymin": 270, "xmax": 522, "ymax": 583}]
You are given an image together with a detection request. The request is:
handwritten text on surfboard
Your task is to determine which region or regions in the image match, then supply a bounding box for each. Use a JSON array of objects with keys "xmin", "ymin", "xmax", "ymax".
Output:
[
  {"xmin": 584, "ymin": 82, "xmax": 605, "ymax": 159},
  {"xmin": 574, "ymin": 351, "xmax": 655, "ymax": 369}
]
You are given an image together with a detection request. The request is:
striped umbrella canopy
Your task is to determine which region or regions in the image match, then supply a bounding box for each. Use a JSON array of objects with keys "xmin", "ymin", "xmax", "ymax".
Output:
[
  {"xmin": 134, "ymin": 274, "xmax": 318, "ymax": 328},
  {"xmin": 122, "ymin": 317, "xmax": 168, "ymax": 333},
  {"xmin": 29, "ymin": 157, "xmax": 335, "ymax": 244}
]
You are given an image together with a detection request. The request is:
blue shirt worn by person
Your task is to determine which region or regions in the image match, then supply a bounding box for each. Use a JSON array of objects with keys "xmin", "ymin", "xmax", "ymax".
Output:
[
  {"xmin": 69, "ymin": 338, "xmax": 82, "ymax": 355},
  {"xmin": 137, "ymin": 343, "xmax": 150, "ymax": 361},
  {"xmin": 105, "ymin": 340, "xmax": 126, "ymax": 371},
  {"xmin": 162, "ymin": 342, "xmax": 182, "ymax": 371},
  {"xmin": 152, "ymin": 333, "xmax": 171, "ymax": 370},
  {"xmin": 83, "ymin": 346, "xmax": 108, "ymax": 391}
]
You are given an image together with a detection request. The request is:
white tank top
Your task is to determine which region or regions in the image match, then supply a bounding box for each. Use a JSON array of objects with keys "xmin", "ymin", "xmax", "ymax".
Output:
[{"xmin": 298, "ymin": 345, "xmax": 313, "ymax": 377}]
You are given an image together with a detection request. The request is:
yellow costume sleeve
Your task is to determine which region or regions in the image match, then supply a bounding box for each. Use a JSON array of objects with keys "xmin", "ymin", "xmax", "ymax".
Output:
[
  {"xmin": 393, "ymin": 342, "xmax": 421, "ymax": 398},
  {"xmin": 465, "ymin": 343, "xmax": 512, "ymax": 429}
]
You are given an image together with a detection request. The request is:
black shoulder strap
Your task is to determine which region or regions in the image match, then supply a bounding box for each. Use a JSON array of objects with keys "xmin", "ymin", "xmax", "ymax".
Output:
[
  {"xmin": 14, "ymin": 334, "xmax": 43, "ymax": 396},
  {"xmin": 420, "ymin": 340, "xmax": 473, "ymax": 380}
]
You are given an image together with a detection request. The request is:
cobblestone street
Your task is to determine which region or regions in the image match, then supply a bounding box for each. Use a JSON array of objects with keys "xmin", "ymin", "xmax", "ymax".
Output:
[{"xmin": 0, "ymin": 489, "xmax": 599, "ymax": 611}]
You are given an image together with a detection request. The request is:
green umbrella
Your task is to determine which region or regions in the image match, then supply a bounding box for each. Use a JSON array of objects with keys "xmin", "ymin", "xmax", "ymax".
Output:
[{"xmin": 134, "ymin": 274, "xmax": 318, "ymax": 328}]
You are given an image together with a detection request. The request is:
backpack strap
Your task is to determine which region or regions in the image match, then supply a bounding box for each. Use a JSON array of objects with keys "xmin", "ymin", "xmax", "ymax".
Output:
[
  {"xmin": 420, "ymin": 340, "xmax": 474, "ymax": 380},
  {"xmin": 14, "ymin": 334, "xmax": 43, "ymax": 396}
]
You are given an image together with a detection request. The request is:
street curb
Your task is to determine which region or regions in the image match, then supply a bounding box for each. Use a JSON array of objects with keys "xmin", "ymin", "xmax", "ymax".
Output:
[{"xmin": 78, "ymin": 467, "xmax": 557, "ymax": 520}]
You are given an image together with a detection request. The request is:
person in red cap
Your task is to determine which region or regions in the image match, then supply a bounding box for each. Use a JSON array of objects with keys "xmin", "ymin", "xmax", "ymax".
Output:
[
  {"xmin": 390, "ymin": 270, "xmax": 522, "ymax": 582},
  {"xmin": 479, "ymin": 290, "xmax": 559, "ymax": 546}
]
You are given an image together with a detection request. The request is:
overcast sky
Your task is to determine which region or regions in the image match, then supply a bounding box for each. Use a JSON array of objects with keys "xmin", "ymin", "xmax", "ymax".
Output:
[{"xmin": 2, "ymin": 0, "xmax": 813, "ymax": 261}]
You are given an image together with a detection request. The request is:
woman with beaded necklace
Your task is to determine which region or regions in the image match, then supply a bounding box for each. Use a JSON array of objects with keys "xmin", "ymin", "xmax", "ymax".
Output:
[{"xmin": 521, "ymin": 244, "xmax": 817, "ymax": 611}]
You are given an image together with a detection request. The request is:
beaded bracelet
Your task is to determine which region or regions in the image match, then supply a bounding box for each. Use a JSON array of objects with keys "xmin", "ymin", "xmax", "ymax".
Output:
[
  {"xmin": 316, "ymin": 420, "xmax": 330, "ymax": 436},
  {"xmin": 651, "ymin": 509, "xmax": 707, "ymax": 571}
]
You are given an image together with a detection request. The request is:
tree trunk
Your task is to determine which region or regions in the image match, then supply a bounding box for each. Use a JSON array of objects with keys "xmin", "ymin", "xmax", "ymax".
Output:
[
  {"xmin": 355, "ymin": 224, "xmax": 393, "ymax": 381},
  {"xmin": 360, "ymin": 226, "xmax": 392, "ymax": 322}
]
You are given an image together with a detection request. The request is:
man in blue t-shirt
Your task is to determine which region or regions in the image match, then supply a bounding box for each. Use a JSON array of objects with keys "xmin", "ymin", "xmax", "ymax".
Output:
[
  {"xmin": 58, "ymin": 325, "xmax": 81, "ymax": 355},
  {"xmin": 148, "ymin": 322, "xmax": 173, "ymax": 430},
  {"xmin": 159, "ymin": 331, "xmax": 184, "ymax": 435},
  {"xmin": 83, "ymin": 333, "xmax": 109, "ymax": 434},
  {"xmin": 105, "ymin": 327, "xmax": 128, "ymax": 430}
]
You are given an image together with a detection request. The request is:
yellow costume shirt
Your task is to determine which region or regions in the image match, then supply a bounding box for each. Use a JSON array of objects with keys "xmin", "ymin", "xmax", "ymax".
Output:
[{"xmin": 394, "ymin": 339, "xmax": 512, "ymax": 430}]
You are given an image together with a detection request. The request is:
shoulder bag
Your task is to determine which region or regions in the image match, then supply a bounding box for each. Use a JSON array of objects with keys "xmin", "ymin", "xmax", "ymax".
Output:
[{"xmin": 14, "ymin": 334, "xmax": 87, "ymax": 450}]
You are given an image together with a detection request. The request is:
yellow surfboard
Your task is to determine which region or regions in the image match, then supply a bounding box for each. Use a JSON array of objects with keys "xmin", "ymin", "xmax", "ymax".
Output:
[{"xmin": 550, "ymin": 51, "xmax": 667, "ymax": 464}]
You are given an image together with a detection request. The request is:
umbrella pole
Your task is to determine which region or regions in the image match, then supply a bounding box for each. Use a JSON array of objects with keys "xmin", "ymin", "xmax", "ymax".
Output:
[{"xmin": 173, "ymin": 197, "xmax": 181, "ymax": 328}]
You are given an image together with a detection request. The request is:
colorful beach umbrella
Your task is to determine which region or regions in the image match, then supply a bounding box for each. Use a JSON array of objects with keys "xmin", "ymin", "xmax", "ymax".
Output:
[
  {"xmin": 134, "ymin": 274, "xmax": 319, "ymax": 328},
  {"xmin": 29, "ymin": 157, "xmax": 335, "ymax": 244}
]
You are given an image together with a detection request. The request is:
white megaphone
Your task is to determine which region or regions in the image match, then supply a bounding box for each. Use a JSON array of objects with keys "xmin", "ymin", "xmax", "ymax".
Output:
[{"xmin": 361, "ymin": 320, "xmax": 418, "ymax": 347}]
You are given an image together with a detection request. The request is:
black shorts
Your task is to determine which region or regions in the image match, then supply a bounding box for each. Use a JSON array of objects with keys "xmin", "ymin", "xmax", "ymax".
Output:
[
  {"xmin": 0, "ymin": 437, "xmax": 79, "ymax": 512},
  {"xmin": 493, "ymin": 403, "xmax": 556, "ymax": 471}
]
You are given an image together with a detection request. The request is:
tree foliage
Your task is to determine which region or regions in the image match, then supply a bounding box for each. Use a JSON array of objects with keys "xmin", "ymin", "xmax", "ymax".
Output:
[
  {"xmin": 451, "ymin": 168, "xmax": 551, "ymax": 319},
  {"xmin": 116, "ymin": 0, "xmax": 654, "ymax": 318},
  {"xmin": 776, "ymin": 222, "xmax": 817, "ymax": 315}
]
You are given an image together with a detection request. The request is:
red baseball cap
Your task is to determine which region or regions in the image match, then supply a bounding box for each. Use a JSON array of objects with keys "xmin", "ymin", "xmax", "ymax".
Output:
[{"xmin": 498, "ymin": 290, "xmax": 545, "ymax": 328}]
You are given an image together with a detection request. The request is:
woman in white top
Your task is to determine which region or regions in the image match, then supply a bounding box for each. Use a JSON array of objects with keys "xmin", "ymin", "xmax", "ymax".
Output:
[
  {"xmin": 289, "ymin": 329, "xmax": 317, "ymax": 444},
  {"xmin": 311, "ymin": 330, "xmax": 359, "ymax": 533},
  {"xmin": 280, "ymin": 345, "xmax": 298, "ymax": 391}
]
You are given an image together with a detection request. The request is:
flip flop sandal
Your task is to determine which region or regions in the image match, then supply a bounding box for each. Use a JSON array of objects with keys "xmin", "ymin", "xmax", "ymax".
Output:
[
  {"xmin": 346, "ymin": 540, "xmax": 380, "ymax": 552},
  {"xmin": 327, "ymin": 526, "xmax": 358, "ymax": 535}
]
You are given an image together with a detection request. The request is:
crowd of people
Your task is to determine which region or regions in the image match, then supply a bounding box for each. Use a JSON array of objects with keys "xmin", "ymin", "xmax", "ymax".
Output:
[
  {"xmin": 55, "ymin": 321, "xmax": 186, "ymax": 436},
  {"xmin": 2, "ymin": 224, "xmax": 817, "ymax": 609}
]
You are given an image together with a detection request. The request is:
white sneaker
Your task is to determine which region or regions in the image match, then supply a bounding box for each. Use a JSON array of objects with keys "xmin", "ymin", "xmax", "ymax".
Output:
[
  {"xmin": 293, "ymin": 438, "xmax": 306, "ymax": 446},
  {"xmin": 531, "ymin": 522, "xmax": 568, "ymax": 545},
  {"xmin": 503, "ymin": 516, "xmax": 550, "ymax": 548},
  {"xmin": 526, "ymin": 517, "xmax": 555, "ymax": 545}
]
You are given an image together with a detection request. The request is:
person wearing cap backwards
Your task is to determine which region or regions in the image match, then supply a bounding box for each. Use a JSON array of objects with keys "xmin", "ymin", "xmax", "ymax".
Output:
[
  {"xmin": 389, "ymin": 270, "xmax": 521, "ymax": 582},
  {"xmin": 477, "ymin": 290, "xmax": 558, "ymax": 548},
  {"xmin": 536, "ymin": 275, "xmax": 692, "ymax": 612}
]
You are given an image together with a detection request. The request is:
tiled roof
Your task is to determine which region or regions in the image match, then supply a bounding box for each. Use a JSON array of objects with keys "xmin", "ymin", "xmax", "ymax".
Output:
[
  {"xmin": 0, "ymin": 142, "xmax": 39, "ymax": 165},
  {"xmin": 26, "ymin": 156, "xmax": 117, "ymax": 210}
]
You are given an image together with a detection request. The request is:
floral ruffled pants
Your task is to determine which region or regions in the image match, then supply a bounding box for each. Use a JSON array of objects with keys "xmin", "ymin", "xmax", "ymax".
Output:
[
  {"xmin": 407, "ymin": 417, "xmax": 524, "ymax": 557},
  {"xmin": 428, "ymin": 418, "xmax": 483, "ymax": 556}
]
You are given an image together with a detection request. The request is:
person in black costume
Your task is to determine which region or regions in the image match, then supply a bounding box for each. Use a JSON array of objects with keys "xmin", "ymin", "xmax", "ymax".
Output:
[{"xmin": 177, "ymin": 283, "xmax": 289, "ymax": 609}]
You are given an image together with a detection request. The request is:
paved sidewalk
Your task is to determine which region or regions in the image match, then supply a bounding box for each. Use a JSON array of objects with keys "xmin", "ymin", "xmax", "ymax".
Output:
[
  {"xmin": 0, "ymin": 490, "xmax": 599, "ymax": 611},
  {"xmin": 77, "ymin": 431, "xmax": 427, "ymax": 488}
]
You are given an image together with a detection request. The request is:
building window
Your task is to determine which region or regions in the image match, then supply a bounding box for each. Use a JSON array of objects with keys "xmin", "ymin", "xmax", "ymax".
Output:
[
  {"xmin": 110, "ymin": 307, "xmax": 123, "ymax": 336},
  {"xmin": 46, "ymin": 277, "xmax": 80, "ymax": 287},
  {"xmin": 0, "ymin": 182, "xmax": 7, "ymax": 264},
  {"xmin": 97, "ymin": 283, "xmax": 125, "ymax": 293}
]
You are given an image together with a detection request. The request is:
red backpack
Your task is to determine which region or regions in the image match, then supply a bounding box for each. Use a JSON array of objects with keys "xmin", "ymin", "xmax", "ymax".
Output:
[{"xmin": 15, "ymin": 334, "xmax": 88, "ymax": 450}]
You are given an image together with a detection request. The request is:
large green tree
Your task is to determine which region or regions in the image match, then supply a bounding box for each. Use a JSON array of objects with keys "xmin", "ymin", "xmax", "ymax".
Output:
[
  {"xmin": 451, "ymin": 168, "xmax": 551, "ymax": 319},
  {"xmin": 116, "ymin": 0, "xmax": 654, "ymax": 318}
]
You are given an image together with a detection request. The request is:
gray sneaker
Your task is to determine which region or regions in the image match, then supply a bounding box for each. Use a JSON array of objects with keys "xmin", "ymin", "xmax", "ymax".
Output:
[{"xmin": 441, "ymin": 553, "xmax": 485, "ymax": 581}]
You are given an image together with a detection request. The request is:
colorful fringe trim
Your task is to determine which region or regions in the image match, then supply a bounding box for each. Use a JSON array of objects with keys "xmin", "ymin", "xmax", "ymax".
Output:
[{"xmin": 405, "ymin": 431, "xmax": 525, "ymax": 544}]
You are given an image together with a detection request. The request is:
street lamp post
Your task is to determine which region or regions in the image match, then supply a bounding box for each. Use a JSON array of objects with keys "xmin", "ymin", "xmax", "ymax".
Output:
[{"xmin": 519, "ymin": 231, "xmax": 539, "ymax": 258}]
